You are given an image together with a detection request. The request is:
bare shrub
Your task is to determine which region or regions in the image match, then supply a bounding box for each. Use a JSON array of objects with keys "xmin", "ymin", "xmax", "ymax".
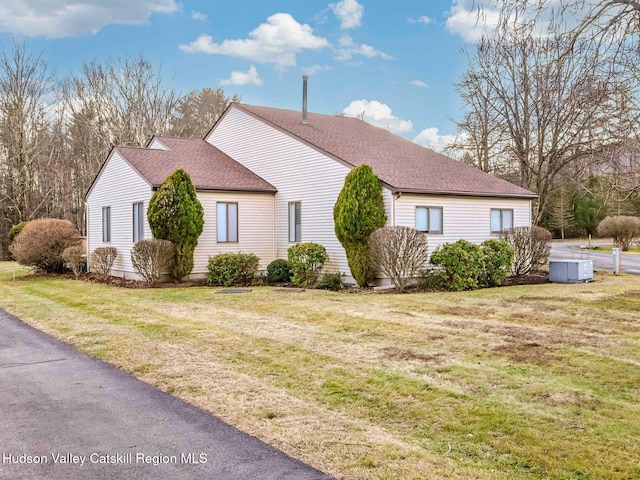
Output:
[
  {"xmin": 131, "ymin": 239, "xmax": 174, "ymax": 286},
  {"xmin": 369, "ymin": 226, "xmax": 429, "ymax": 292},
  {"xmin": 596, "ymin": 216, "xmax": 640, "ymax": 251},
  {"xmin": 62, "ymin": 245, "xmax": 86, "ymax": 278},
  {"xmin": 91, "ymin": 247, "xmax": 118, "ymax": 277},
  {"xmin": 9, "ymin": 218, "xmax": 80, "ymax": 273},
  {"xmin": 501, "ymin": 226, "xmax": 552, "ymax": 276}
]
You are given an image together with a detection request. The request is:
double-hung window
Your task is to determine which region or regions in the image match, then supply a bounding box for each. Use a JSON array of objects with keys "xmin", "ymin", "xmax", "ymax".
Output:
[
  {"xmin": 490, "ymin": 209, "xmax": 513, "ymax": 233},
  {"xmin": 289, "ymin": 202, "xmax": 301, "ymax": 242},
  {"xmin": 133, "ymin": 202, "xmax": 144, "ymax": 242},
  {"xmin": 415, "ymin": 206, "xmax": 443, "ymax": 234},
  {"xmin": 102, "ymin": 206, "xmax": 111, "ymax": 243},
  {"xmin": 217, "ymin": 202, "xmax": 238, "ymax": 242}
]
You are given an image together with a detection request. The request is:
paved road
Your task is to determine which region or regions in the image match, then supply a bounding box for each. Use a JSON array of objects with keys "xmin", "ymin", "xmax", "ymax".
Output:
[
  {"xmin": 550, "ymin": 241, "xmax": 640, "ymax": 275},
  {"xmin": 0, "ymin": 309, "xmax": 334, "ymax": 480}
]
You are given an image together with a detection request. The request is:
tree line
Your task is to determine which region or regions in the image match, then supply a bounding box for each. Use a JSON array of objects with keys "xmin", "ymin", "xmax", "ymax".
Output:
[
  {"xmin": 449, "ymin": 0, "xmax": 640, "ymax": 238},
  {"xmin": 0, "ymin": 41, "xmax": 238, "ymax": 257}
]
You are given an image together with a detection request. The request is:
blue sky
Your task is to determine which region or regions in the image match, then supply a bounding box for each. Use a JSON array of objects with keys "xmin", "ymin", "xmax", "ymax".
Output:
[{"xmin": 0, "ymin": 0, "xmax": 497, "ymax": 150}]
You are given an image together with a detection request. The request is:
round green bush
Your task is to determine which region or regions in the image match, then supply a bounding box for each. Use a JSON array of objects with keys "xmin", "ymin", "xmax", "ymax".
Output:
[
  {"xmin": 316, "ymin": 272, "xmax": 345, "ymax": 291},
  {"xmin": 429, "ymin": 239, "xmax": 483, "ymax": 291},
  {"xmin": 287, "ymin": 242, "xmax": 328, "ymax": 287},
  {"xmin": 266, "ymin": 259, "xmax": 292, "ymax": 284},
  {"xmin": 479, "ymin": 239, "xmax": 514, "ymax": 287}
]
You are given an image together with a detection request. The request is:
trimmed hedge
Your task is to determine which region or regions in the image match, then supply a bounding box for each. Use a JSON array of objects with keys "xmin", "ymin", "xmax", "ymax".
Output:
[
  {"xmin": 207, "ymin": 252, "xmax": 260, "ymax": 286},
  {"xmin": 266, "ymin": 259, "xmax": 292, "ymax": 284}
]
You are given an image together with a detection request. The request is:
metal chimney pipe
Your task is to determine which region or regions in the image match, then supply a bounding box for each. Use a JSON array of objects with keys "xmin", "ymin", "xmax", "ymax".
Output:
[{"xmin": 302, "ymin": 75, "xmax": 308, "ymax": 124}]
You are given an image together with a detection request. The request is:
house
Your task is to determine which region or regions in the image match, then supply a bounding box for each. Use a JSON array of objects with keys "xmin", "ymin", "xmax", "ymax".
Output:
[{"xmin": 85, "ymin": 102, "xmax": 536, "ymax": 282}]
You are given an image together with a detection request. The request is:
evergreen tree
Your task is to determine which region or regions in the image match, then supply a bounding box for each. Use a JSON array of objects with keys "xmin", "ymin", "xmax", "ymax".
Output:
[
  {"xmin": 333, "ymin": 164, "xmax": 387, "ymax": 286},
  {"xmin": 147, "ymin": 168, "xmax": 204, "ymax": 280}
]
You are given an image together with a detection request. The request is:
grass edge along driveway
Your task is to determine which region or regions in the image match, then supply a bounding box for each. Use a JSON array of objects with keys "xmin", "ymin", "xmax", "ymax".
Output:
[{"xmin": 1, "ymin": 262, "xmax": 639, "ymax": 480}]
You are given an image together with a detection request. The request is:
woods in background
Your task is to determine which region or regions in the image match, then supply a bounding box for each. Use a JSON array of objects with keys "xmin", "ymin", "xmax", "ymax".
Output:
[
  {"xmin": 0, "ymin": 42, "xmax": 239, "ymax": 257},
  {"xmin": 449, "ymin": 0, "xmax": 640, "ymax": 237}
]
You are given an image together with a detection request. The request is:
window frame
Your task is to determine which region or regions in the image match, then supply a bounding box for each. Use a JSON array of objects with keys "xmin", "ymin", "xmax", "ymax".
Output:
[
  {"xmin": 490, "ymin": 208, "xmax": 514, "ymax": 234},
  {"xmin": 217, "ymin": 202, "xmax": 239, "ymax": 243},
  {"xmin": 288, "ymin": 201, "xmax": 301, "ymax": 243},
  {"xmin": 415, "ymin": 206, "xmax": 443, "ymax": 234},
  {"xmin": 132, "ymin": 202, "xmax": 144, "ymax": 243},
  {"xmin": 102, "ymin": 206, "xmax": 111, "ymax": 243}
]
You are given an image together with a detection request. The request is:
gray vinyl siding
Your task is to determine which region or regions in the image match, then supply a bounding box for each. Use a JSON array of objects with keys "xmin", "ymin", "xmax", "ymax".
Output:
[{"xmin": 207, "ymin": 106, "xmax": 353, "ymax": 275}]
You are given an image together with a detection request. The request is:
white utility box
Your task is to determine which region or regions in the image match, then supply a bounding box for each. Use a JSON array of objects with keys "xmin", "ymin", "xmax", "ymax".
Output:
[{"xmin": 549, "ymin": 260, "xmax": 593, "ymax": 283}]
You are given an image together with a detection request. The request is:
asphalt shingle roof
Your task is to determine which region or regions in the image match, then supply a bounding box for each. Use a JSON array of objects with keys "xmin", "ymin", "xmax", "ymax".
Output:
[
  {"xmin": 235, "ymin": 104, "xmax": 536, "ymax": 198},
  {"xmin": 116, "ymin": 136, "xmax": 276, "ymax": 193}
]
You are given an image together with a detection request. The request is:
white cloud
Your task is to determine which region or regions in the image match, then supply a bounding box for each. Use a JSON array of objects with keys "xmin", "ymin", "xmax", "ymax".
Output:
[
  {"xmin": 179, "ymin": 13, "xmax": 329, "ymax": 68},
  {"xmin": 301, "ymin": 64, "xmax": 332, "ymax": 75},
  {"xmin": 414, "ymin": 127, "xmax": 462, "ymax": 152},
  {"xmin": 330, "ymin": 0, "xmax": 364, "ymax": 29},
  {"xmin": 342, "ymin": 99, "xmax": 413, "ymax": 134},
  {"xmin": 334, "ymin": 35, "xmax": 392, "ymax": 61},
  {"xmin": 410, "ymin": 80, "xmax": 428, "ymax": 88},
  {"xmin": 191, "ymin": 11, "xmax": 207, "ymax": 21},
  {"xmin": 0, "ymin": 0, "xmax": 180, "ymax": 38},
  {"xmin": 445, "ymin": 0, "xmax": 500, "ymax": 42},
  {"xmin": 408, "ymin": 15, "xmax": 434, "ymax": 24},
  {"xmin": 220, "ymin": 65, "xmax": 263, "ymax": 86}
]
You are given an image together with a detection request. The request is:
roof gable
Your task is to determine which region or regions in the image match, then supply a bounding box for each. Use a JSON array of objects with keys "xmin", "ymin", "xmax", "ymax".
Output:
[
  {"xmin": 232, "ymin": 104, "xmax": 536, "ymax": 199},
  {"xmin": 114, "ymin": 136, "xmax": 276, "ymax": 193}
]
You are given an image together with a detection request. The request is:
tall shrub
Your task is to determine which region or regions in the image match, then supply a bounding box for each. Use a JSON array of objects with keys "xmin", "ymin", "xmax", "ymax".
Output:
[
  {"xmin": 334, "ymin": 164, "xmax": 386, "ymax": 287},
  {"xmin": 596, "ymin": 216, "xmax": 640, "ymax": 251},
  {"xmin": 147, "ymin": 168, "xmax": 204, "ymax": 281},
  {"xmin": 369, "ymin": 226, "xmax": 429, "ymax": 292},
  {"xmin": 501, "ymin": 226, "xmax": 551, "ymax": 275},
  {"xmin": 10, "ymin": 218, "xmax": 80, "ymax": 273}
]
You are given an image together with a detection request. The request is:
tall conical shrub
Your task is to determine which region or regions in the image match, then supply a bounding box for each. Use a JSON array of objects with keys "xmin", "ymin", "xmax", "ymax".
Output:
[
  {"xmin": 333, "ymin": 164, "xmax": 387, "ymax": 287},
  {"xmin": 147, "ymin": 168, "xmax": 204, "ymax": 280}
]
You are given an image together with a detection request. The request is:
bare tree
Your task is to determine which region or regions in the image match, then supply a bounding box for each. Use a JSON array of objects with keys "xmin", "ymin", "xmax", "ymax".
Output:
[
  {"xmin": 452, "ymin": 13, "xmax": 628, "ymax": 223},
  {"xmin": 169, "ymin": 87, "xmax": 240, "ymax": 138},
  {"xmin": 0, "ymin": 42, "xmax": 58, "ymax": 254}
]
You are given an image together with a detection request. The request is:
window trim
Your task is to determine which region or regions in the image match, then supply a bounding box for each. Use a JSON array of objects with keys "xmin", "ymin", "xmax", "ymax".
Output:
[
  {"xmin": 102, "ymin": 206, "xmax": 111, "ymax": 243},
  {"xmin": 415, "ymin": 206, "xmax": 443, "ymax": 234},
  {"xmin": 490, "ymin": 208, "xmax": 514, "ymax": 234},
  {"xmin": 288, "ymin": 201, "xmax": 301, "ymax": 243},
  {"xmin": 217, "ymin": 202, "xmax": 239, "ymax": 243},
  {"xmin": 133, "ymin": 202, "xmax": 144, "ymax": 243}
]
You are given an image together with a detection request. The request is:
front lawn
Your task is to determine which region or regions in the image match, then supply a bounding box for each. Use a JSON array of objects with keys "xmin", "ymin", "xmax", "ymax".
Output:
[{"xmin": 0, "ymin": 262, "xmax": 639, "ymax": 479}]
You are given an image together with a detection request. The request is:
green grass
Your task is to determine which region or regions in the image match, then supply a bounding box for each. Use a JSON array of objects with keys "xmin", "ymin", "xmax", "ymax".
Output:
[{"xmin": 1, "ymin": 262, "xmax": 639, "ymax": 479}]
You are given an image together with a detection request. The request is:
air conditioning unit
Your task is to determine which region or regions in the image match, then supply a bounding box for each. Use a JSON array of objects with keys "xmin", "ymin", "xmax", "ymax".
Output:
[{"xmin": 549, "ymin": 260, "xmax": 593, "ymax": 283}]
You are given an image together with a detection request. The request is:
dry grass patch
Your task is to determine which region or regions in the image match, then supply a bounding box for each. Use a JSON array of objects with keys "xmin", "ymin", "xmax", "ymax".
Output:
[{"xmin": 1, "ymin": 264, "xmax": 639, "ymax": 479}]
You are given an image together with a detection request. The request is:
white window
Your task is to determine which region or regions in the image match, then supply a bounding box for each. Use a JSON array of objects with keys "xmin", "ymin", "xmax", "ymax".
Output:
[
  {"xmin": 133, "ymin": 202, "xmax": 144, "ymax": 242},
  {"xmin": 289, "ymin": 202, "xmax": 301, "ymax": 242},
  {"xmin": 491, "ymin": 209, "xmax": 514, "ymax": 233},
  {"xmin": 217, "ymin": 202, "xmax": 238, "ymax": 242},
  {"xmin": 102, "ymin": 206, "xmax": 111, "ymax": 243},
  {"xmin": 415, "ymin": 206, "xmax": 443, "ymax": 234}
]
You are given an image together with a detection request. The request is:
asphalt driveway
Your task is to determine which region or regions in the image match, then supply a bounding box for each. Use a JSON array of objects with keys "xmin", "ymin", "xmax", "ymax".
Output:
[{"xmin": 0, "ymin": 309, "xmax": 333, "ymax": 480}]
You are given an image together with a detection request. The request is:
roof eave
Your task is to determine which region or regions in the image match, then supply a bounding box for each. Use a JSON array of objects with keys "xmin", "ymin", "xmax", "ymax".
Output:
[{"xmin": 392, "ymin": 188, "xmax": 538, "ymax": 199}]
